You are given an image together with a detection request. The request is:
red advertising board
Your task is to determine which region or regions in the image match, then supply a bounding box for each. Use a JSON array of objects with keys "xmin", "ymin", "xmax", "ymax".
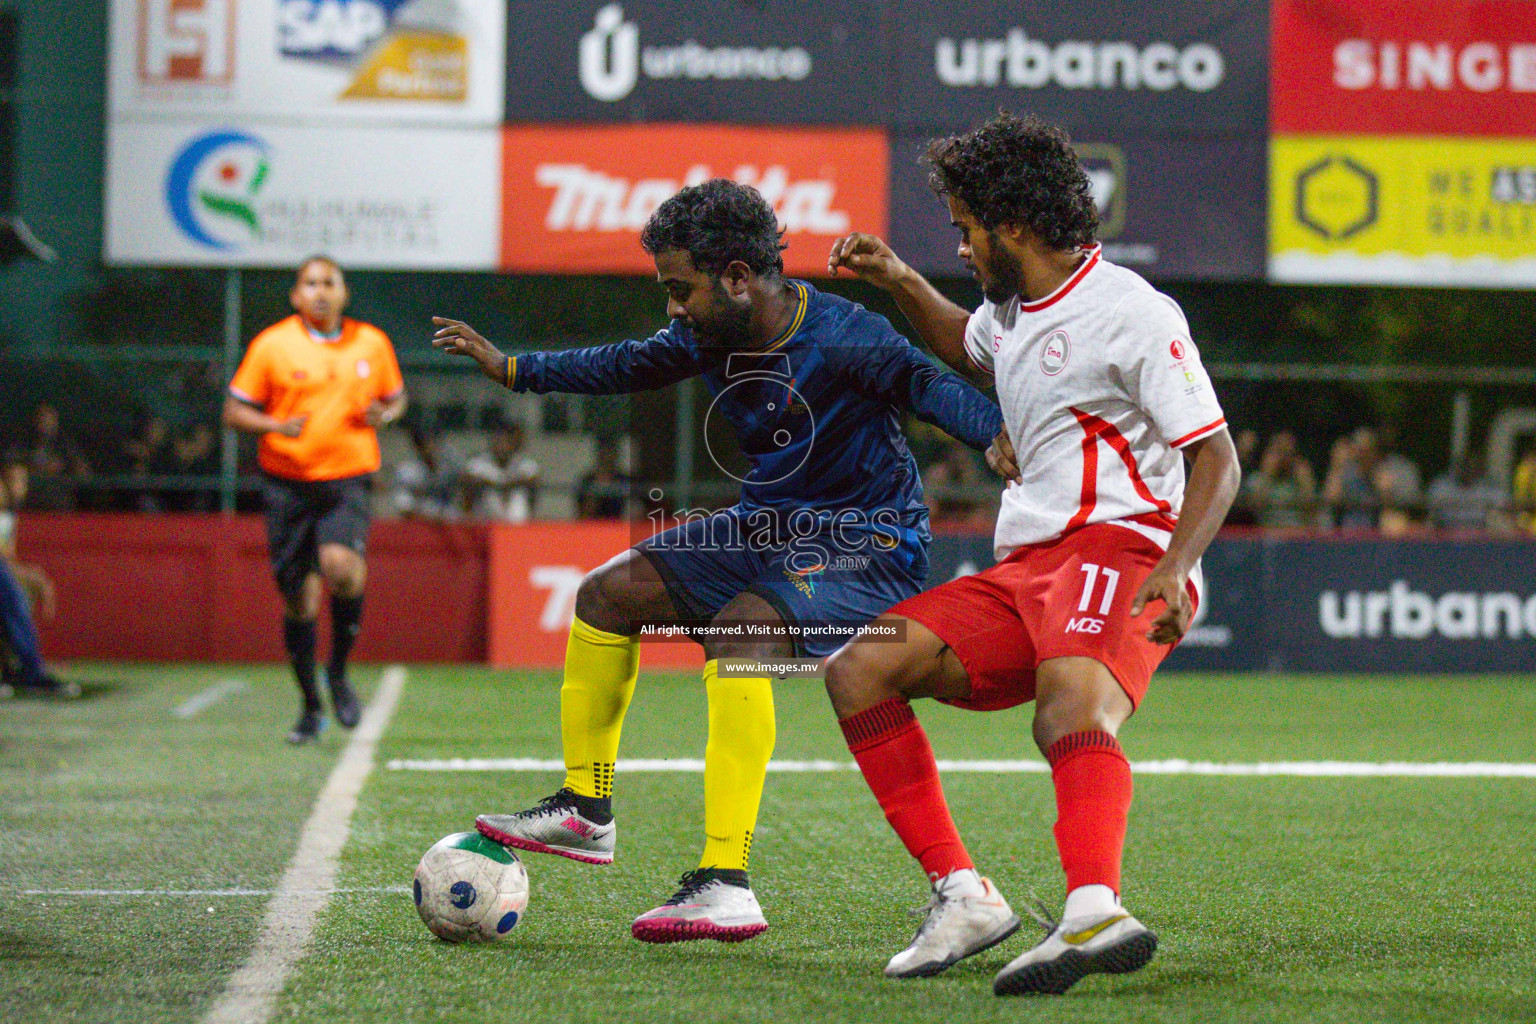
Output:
[
  {"xmin": 500, "ymin": 124, "xmax": 888, "ymax": 276},
  {"xmin": 487, "ymin": 522, "xmax": 703, "ymax": 671},
  {"xmin": 1272, "ymin": 0, "xmax": 1536, "ymax": 136}
]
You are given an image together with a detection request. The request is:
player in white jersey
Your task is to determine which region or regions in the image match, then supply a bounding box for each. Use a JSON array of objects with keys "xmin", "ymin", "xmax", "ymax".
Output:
[{"xmin": 822, "ymin": 112, "xmax": 1241, "ymax": 995}]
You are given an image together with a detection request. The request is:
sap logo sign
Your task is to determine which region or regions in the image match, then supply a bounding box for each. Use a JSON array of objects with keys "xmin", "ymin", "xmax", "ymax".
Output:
[{"xmin": 278, "ymin": 0, "xmax": 393, "ymax": 58}]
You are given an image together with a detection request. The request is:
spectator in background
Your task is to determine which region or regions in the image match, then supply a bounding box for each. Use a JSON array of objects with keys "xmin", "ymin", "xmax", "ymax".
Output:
[
  {"xmin": 7, "ymin": 403, "xmax": 91, "ymax": 511},
  {"xmin": 1373, "ymin": 425, "xmax": 1423, "ymax": 533},
  {"xmin": 119, "ymin": 414, "xmax": 176, "ymax": 512},
  {"xmin": 169, "ymin": 422, "xmax": 219, "ymax": 512},
  {"xmin": 575, "ymin": 436, "xmax": 633, "ymax": 520},
  {"xmin": 1426, "ymin": 453, "xmax": 1511, "ymax": 533},
  {"xmin": 1224, "ymin": 428, "xmax": 1262, "ymax": 526},
  {"xmin": 1241, "ymin": 430, "xmax": 1317, "ymax": 529},
  {"xmin": 0, "ymin": 454, "xmax": 78, "ymax": 699},
  {"xmin": 462, "ymin": 419, "xmax": 539, "ymax": 523},
  {"xmin": 1509, "ymin": 442, "xmax": 1536, "ymax": 534},
  {"xmin": 922, "ymin": 438, "xmax": 990, "ymax": 528},
  {"xmin": 1323, "ymin": 428, "xmax": 1381, "ymax": 529},
  {"xmin": 391, "ymin": 424, "xmax": 463, "ymax": 520}
]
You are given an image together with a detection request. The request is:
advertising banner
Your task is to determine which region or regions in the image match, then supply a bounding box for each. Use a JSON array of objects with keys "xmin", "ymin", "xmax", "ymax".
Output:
[
  {"xmin": 1269, "ymin": 0, "xmax": 1536, "ymax": 287},
  {"xmin": 500, "ymin": 124, "xmax": 888, "ymax": 277},
  {"xmin": 110, "ymin": 0, "xmax": 506, "ymax": 125},
  {"xmin": 1269, "ymin": 134, "xmax": 1536, "ymax": 286},
  {"xmin": 890, "ymin": 131, "xmax": 1267, "ymax": 281},
  {"xmin": 504, "ymin": 1, "xmax": 887, "ymax": 125},
  {"xmin": 488, "ymin": 522, "xmax": 702, "ymax": 671},
  {"xmin": 1263, "ymin": 538, "xmax": 1536, "ymax": 673},
  {"xmin": 890, "ymin": 0, "xmax": 1269, "ymax": 133},
  {"xmin": 1271, "ymin": 0, "xmax": 1536, "ymax": 138},
  {"xmin": 104, "ymin": 121, "xmax": 501, "ymax": 268}
]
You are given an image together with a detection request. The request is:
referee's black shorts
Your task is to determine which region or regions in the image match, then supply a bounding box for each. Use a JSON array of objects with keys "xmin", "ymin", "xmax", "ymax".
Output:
[{"xmin": 260, "ymin": 472, "xmax": 373, "ymax": 598}]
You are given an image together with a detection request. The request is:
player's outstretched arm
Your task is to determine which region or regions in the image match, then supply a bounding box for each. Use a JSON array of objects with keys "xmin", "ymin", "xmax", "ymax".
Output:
[
  {"xmin": 828, "ymin": 233, "xmax": 978, "ymax": 382},
  {"xmin": 433, "ymin": 316, "xmax": 702, "ymax": 396},
  {"xmin": 1130, "ymin": 429, "xmax": 1242, "ymax": 644}
]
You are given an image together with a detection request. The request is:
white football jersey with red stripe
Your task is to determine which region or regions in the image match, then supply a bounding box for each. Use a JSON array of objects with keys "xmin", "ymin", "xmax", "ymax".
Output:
[{"xmin": 964, "ymin": 245, "xmax": 1227, "ymax": 561}]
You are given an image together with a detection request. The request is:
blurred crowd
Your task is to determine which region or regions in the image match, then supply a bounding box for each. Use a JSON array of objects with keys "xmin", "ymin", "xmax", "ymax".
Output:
[
  {"xmin": 7, "ymin": 399, "xmax": 1536, "ymax": 536},
  {"xmin": 1227, "ymin": 426, "xmax": 1534, "ymax": 535}
]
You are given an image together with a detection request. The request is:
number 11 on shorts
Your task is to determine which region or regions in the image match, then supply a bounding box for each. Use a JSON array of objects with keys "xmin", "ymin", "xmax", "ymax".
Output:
[{"xmin": 1077, "ymin": 562, "xmax": 1120, "ymax": 617}]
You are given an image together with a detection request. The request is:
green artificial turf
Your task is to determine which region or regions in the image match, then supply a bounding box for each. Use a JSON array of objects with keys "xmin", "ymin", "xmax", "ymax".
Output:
[{"xmin": 4, "ymin": 665, "xmax": 1534, "ymax": 1023}]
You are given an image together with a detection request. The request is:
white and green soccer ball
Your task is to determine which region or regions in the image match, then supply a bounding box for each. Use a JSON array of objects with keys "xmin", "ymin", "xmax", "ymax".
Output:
[{"xmin": 413, "ymin": 831, "xmax": 530, "ymax": 943}]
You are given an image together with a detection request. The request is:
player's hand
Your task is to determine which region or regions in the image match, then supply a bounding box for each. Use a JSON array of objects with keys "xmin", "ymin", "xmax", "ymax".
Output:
[
  {"xmin": 274, "ymin": 416, "xmax": 306, "ymax": 438},
  {"xmin": 432, "ymin": 316, "xmax": 507, "ymax": 381},
  {"xmin": 1130, "ymin": 563, "xmax": 1193, "ymax": 645},
  {"xmin": 362, "ymin": 400, "xmax": 391, "ymax": 427},
  {"xmin": 986, "ymin": 425, "xmax": 1022, "ymax": 484},
  {"xmin": 827, "ymin": 233, "xmax": 909, "ymax": 290}
]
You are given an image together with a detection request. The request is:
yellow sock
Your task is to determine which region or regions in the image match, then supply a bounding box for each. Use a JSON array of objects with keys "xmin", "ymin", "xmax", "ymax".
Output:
[
  {"xmin": 700, "ymin": 660, "xmax": 776, "ymax": 871},
  {"xmin": 559, "ymin": 616, "xmax": 639, "ymax": 799}
]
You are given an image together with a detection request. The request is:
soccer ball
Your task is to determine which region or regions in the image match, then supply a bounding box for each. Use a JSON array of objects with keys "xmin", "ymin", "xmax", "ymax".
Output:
[{"xmin": 413, "ymin": 831, "xmax": 529, "ymax": 943}]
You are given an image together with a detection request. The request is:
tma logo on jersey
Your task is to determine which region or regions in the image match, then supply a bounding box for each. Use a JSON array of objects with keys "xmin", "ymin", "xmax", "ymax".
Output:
[
  {"xmin": 277, "ymin": 0, "xmax": 468, "ymax": 101},
  {"xmin": 164, "ymin": 129, "xmax": 272, "ymax": 250}
]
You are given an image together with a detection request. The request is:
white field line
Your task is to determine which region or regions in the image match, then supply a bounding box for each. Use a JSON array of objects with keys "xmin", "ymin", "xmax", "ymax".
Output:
[
  {"xmin": 200, "ymin": 665, "xmax": 407, "ymax": 1024},
  {"xmin": 386, "ymin": 756, "xmax": 1536, "ymax": 779},
  {"xmin": 173, "ymin": 679, "xmax": 249, "ymax": 719},
  {"xmin": 17, "ymin": 887, "xmax": 409, "ymax": 897}
]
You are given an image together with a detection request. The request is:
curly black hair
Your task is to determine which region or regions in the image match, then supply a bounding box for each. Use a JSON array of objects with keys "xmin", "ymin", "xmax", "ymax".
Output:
[
  {"xmin": 640, "ymin": 178, "xmax": 786, "ymax": 278},
  {"xmin": 925, "ymin": 112, "xmax": 1098, "ymax": 251}
]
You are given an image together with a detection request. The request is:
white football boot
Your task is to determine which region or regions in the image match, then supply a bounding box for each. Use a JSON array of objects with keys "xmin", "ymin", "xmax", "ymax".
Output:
[
  {"xmin": 884, "ymin": 871, "xmax": 1021, "ymax": 978},
  {"xmin": 631, "ymin": 869, "xmax": 769, "ymax": 943},
  {"xmin": 993, "ymin": 897, "xmax": 1157, "ymax": 996},
  {"xmin": 475, "ymin": 788, "xmax": 616, "ymax": 865}
]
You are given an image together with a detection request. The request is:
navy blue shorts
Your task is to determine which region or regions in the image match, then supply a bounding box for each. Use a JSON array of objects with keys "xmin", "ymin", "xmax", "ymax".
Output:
[{"xmin": 636, "ymin": 507, "xmax": 929, "ymax": 658}]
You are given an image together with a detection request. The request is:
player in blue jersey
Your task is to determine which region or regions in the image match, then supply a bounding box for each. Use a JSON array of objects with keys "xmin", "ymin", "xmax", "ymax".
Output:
[{"xmin": 432, "ymin": 179, "xmax": 1003, "ymax": 943}]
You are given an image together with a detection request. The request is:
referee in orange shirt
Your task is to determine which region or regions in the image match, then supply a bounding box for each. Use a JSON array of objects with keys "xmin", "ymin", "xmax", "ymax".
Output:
[{"xmin": 223, "ymin": 256, "xmax": 406, "ymax": 743}]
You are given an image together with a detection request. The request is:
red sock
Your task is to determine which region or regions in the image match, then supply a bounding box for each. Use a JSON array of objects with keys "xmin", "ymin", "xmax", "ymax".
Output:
[
  {"xmin": 839, "ymin": 699, "xmax": 973, "ymax": 882},
  {"xmin": 1046, "ymin": 730, "xmax": 1133, "ymax": 893}
]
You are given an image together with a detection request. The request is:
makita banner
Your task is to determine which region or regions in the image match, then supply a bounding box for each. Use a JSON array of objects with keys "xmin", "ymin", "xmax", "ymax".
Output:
[
  {"xmin": 929, "ymin": 534, "xmax": 1536, "ymax": 674},
  {"xmin": 891, "ymin": 0, "xmax": 1268, "ymax": 133},
  {"xmin": 889, "ymin": 131, "xmax": 1267, "ymax": 281},
  {"xmin": 500, "ymin": 124, "xmax": 888, "ymax": 276},
  {"xmin": 505, "ymin": 0, "xmax": 888, "ymax": 124}
]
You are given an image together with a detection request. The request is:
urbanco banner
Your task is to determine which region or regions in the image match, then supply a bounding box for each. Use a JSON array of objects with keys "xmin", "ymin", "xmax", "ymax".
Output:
[
  {"xmin": 889, "ymin": 131, "xmax": 1267, "ymax": 281},
  {"xmin": 111, "ymin": 0, "xmax": 506, "ymax": 125},
  {"xmin": 891, "ymin": 0, "xmax": 1269, "ymax": 133},
  {"xmin": 500, "ymin": 124, "xmax": 888, "ymax": 276},
  {"xmin": 504, "ymin": 0, "xmax": 888, "ymax": 125},
  {"xmin": 104, "ymin": 121, "xmax": 501, "ymax": 269}
]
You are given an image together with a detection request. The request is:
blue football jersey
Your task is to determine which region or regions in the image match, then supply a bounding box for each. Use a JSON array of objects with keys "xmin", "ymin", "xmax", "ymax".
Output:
[{"xmin": 507, "ymin": 281, "xmax": 1002, "ymax": 536}]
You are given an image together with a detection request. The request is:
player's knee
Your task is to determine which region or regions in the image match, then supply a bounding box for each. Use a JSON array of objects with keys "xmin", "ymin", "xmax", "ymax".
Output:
[
  {"xmin": 318, "ymin": 547, "xmax": 363, "ymax": 588},
  {"xmin": 824, "ymin": 641, "xmax": 894, "ymax": 711},
  {"xmin": 1031, "ymin": 690, "xmax": 1117, "ymax": 754},
  {"xmin": 574, "ymin": 562, "xmax": 637, "ymax": 634}
]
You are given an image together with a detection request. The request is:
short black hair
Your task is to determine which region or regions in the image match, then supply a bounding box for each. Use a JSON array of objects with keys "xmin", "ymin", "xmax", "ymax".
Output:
[
  {"xmin": 640, "ymin": 179, "xmax": 786, "ymax": 278},
  {"xmin": 925, "ymin": 112, "xmax": 1098, "ymax": 251}
]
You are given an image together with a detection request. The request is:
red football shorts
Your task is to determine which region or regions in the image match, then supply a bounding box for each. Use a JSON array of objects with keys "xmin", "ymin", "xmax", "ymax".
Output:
[{"xmin": 889, "ymin": 522, "xmax": 1198, "ymax": 711}]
